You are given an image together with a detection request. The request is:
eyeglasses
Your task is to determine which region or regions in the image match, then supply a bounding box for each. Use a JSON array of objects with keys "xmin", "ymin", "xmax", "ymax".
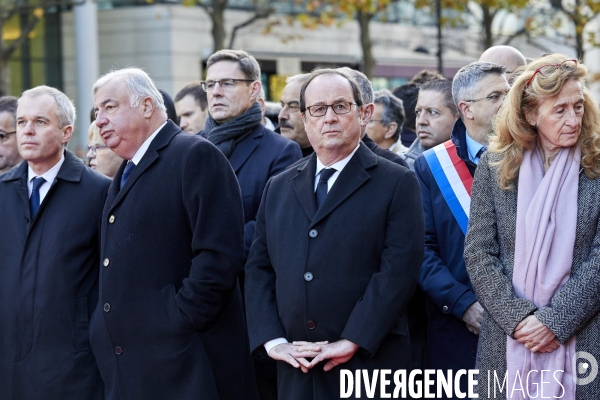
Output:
[
  {"xmin": 0, "ymin": 130, "xmax": 16, "ymax": 144},
  {"xmin": 306, "ymin": 102, "xmax": 357, "ymax": 117},
  {"xmin": 87, "ymin": 144, "xmax": 108, "ymax": 157},
  {"xmin": 465, "ymin": 92, "xmax": 508, "ymax": 104},
  {"xmin": 526, "ymin": 59, "xmax": 578, "ymax": 87},
  {"xmin": 201, "ymin": 79, "xmax": 255, "ymax": 92}
]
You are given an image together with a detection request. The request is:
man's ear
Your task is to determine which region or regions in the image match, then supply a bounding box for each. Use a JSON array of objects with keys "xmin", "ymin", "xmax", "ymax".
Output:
[
  {"xmin": 458, "ymin": 101, "xmax": 474, "ymax": 121},
  {"xmin": 142, "ymin": 97, "xmax": 154, "ymax": 118},
  {"xmin": 360, "ymin": 103, "xmax": 374, "ymax": 126},
  {"xmin": 384, "ymin": 122, "xmax": 398, "ymax": 140},
  {"xmin": 249, "ymin": 81, "xmax": 262, "ymax": 102},
  {"xmin": 61, "ymin": 125, "xmax": 73, "ymax": 144}
]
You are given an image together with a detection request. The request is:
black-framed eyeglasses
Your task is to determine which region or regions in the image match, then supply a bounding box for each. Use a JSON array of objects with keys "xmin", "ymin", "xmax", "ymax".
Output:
[
  {"xmin": 526, "ymin": 59, "xmax": 578, "ymax": 87},
  {"xmin": 306, "ymin": 102, "xmax": 357, "ymax": 117},
  {"xmin": 464, "ymin": 92, "xmax": 508, "ymax": 104},
  {"xmin": 87, "ymin": 144, "xmax": 109, "ymax": 157},
  {"xmin": 201, "ymin": 79, "xmax": 255, "ymax": 92},
  {"xmin": 0, "ymin": 130, "xmax": 16, "ymax": 144}
]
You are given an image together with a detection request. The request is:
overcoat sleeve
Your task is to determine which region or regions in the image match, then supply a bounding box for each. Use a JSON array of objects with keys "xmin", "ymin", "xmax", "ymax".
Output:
[
  {"xmin": 175, "ymin": 141, "xmax": 246, "ymax": 332},
  {"xmin": 463, "ymin": 153, "xmax": 537, "ymax": 337},
  {"xmin": 414, "ymin": 155, "xmax": 477, "ymax": 320},
  {"xmin": 340, "ymin": 168, "xmax": 425, "ymax": 355}
]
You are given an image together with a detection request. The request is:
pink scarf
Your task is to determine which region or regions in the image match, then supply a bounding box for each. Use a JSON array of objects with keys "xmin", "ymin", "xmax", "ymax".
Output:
[{"xmin": 506, "ymin": 145, "xmax": 580, "ymax": 399}]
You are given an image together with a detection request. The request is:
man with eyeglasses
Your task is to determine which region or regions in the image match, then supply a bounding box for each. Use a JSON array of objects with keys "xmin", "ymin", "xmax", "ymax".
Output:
[
  {"xmin": 0, "ymin": 96, "xmax": 22, "ymax": 173},
  {"xmin": 413, "ymin": 61, "xmax": 509, "ymax": 398},
  {"xmin": 245, "ymin": 68, "xmax": 424, "ymax": 399},
  {"xmin": 200, "ymin": 50, "xmax": 301, "ymax": 258}
]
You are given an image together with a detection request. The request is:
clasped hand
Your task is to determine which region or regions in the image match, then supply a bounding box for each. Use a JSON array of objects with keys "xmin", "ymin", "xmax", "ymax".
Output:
[
  {"xmin": 514, "ymin": 315, "xmax": 560, "ymax": 353},
  {"xmin": 269, "ymin": 339, "xmax": 360, "ymax": 373}
]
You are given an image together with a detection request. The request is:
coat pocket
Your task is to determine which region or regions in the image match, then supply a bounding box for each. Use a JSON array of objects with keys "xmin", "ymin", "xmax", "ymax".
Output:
[
  {"xmin": 75, "ymin": 296, "xmax": 91, "ymax": 351},
  {"xmin": 160, "ymin": 284, "xmax": 196, "ymax": 336}
]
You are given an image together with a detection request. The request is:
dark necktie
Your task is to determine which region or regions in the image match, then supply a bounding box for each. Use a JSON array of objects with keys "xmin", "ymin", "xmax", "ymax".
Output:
[
  {"xmin": 476, "ymin": 146, "xmax": 487, "ymax": 160},
  {"xmin": 30, "ymin": 177, "xmax": 46, "ymax": 217},
  {"xmin": 315, "ymin": 168, "xmax": 337, "ymax": 209},
  {"xmin": 120, "ymin": 161, "xmax": 136, "ymax": 189}
]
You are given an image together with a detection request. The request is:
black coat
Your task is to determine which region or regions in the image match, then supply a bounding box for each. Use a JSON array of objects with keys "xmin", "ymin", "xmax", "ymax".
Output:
[
  {"xmin": 90, "ymin": 121, "xmax": 257, "ymax": 400},
  {"xmin": 245, "ymin": 143, "xmax": 425, "ymax": 400},
  {"xmin": 0, "ymin": 150, "xmax": 109, "ymax": 399}
]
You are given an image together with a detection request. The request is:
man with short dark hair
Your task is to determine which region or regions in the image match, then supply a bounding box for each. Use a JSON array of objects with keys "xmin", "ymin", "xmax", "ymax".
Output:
[
  {"xmin": 392, "ymin": 83, "xmax": 420, "ymax": 147},
  {"xmin": 415, "ymin": 62, "xmax": 509, "ymax": 397},
  {"xmin": 0, "ymin": 86, "xmax": 109, "ymax": 399},
  {"xmin": 404, "ymin": 79, "xmax": 459, "ymax": 170},
  {"xmin": 202, "ymin": 49, "xmax": 302, "ymax": 253},
  {"xmin": 174, "ymin": 81, "xmax": 208, "ymax": 133},
  {"xmin": 366, "ymin": 89, "xmax": 406, "ymax": 154},
  {"xmin": 245, "ymin": 68, "xmax": 424, "ymax": 399},
  {"xmin": 0, "ymin": 96, "xmax": 22, "ymax": 173},
  {"xmin": 90, "ymin": 67, "xmax": 257, "ymax": 400}
]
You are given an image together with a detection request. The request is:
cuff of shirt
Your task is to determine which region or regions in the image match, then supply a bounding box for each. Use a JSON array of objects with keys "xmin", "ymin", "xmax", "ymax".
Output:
[{"xmin": 264, "ymin": 337, "xmax": 288, "ymax": 355}]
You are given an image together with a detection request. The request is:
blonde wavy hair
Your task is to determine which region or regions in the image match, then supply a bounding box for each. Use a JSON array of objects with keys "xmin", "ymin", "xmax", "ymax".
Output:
[{"xmin": 489, "ymin": 53, "xmax": 600, "ymax": 190}]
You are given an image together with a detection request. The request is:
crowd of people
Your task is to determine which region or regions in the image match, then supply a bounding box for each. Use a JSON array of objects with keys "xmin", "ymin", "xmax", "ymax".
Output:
[{"xmin": 0, "ymin": 45, "xmax": 598, "ymax": 400}]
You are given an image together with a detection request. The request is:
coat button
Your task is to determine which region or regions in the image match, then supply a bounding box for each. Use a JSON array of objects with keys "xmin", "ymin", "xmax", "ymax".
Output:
[
  {"xmin": 306, "ymin": 320, "xmax": 316, "ymax": 329},
  {"xmin": 109, "ymin": 215, "xmax": 115, "ymax": 223},
  {"xmin": 115, "ymin": 346, "xmax": 122, "ymax": 355},
  {"xmin": 103, "ymin": 258, "xmax": 110, "ymax": 267},
  {"xmin": 308, "ymin": 229, "xmax": 318, "ymax": 238},
  {"xmin": 304, "ymin": 272, "xmax": 313, "ymax": 282},
  {"xmin": 103, "ymin": 303, "xmax": 111, "ymax": 312},
  {"xmin": 442, "ymin": 305, "xmax": 449, "ymax": 312}
]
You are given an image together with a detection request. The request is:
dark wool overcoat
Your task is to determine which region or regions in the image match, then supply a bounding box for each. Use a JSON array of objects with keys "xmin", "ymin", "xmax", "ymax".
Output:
[{"xmin": 0, "ymin": 150, "xmax": 109, "ymax": 399}]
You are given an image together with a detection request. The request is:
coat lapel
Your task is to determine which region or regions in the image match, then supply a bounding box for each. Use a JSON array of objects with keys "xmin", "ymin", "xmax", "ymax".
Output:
[
  {"xmin": 291, "ymin": 154, "xmax": 318, "ymax": 221},
  {"xmin": 310, "ymin": 143, "xmax": 376, "ymax": 227},
  {"xmin": 228, "ymin": 125, "xmax": 262, "ymax": 173}
]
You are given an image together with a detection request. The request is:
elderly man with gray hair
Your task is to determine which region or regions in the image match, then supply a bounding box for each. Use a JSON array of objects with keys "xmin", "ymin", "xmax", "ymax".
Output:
[
  {"xmin": 0, "ymin": 86, "xmax": 110, "ymax": 399},
  {"xmin": 366, "ymin": 88, "xmax": 406, "ymax": 155},
  {"xmin": 414, "ymin": 61, "xmax": 509, "ymax": 397},
  {"xmin": 90, "ymin": 67, "xmax": 257, "ymax": 400}
]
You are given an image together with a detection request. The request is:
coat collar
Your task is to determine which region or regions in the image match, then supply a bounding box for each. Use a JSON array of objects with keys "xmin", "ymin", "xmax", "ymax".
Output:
[
  {"xmin": 450, "ymin": 118, "xmax": 477, "ymax": 175},
  {"xmin": 227, "ymin": 124, "xmax": 264, "ymax": 173},
  {"xmin": 106, "ymin": 120, "xmax": 181, "ymax": 212},
  {"xmin": 292, "ymin": 142, "xmax": 376, "ymax": 227}
]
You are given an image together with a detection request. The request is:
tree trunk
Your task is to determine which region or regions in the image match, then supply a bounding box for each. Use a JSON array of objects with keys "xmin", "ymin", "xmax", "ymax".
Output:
[
  {"xmin": 211, "ymin": 0, "xmax": 227, "ymax": 51},
  {"xmin": 357, "ymin": 10, "xmax": 374, "ymax": 80},
  {"xmin": 481, "ymin": 4, "xmax": 494, "ymax": 50},
  {"xmin": 573, "ymin": 0, "xmax": 585, "ymax": 60}
]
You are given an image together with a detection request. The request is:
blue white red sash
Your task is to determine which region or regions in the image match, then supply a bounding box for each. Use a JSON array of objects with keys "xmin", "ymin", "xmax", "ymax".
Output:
[{"xmin": 423, "ymin": 140, "xmax": 473, "ymax": 235}]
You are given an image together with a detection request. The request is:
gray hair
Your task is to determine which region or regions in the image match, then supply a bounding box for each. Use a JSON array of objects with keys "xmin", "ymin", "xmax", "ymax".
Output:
[
  {"xmin": 206, "ymin": 49, "xmax": 261, "ymax": 81},
  {"xmin": 20, "ymin": 86, "xmax": 76, "ymax": 128},
  {"xmin": 93, "ymin": 68, "xmax": 166, "ymax": 113},
  {"xmin": 338, "ymin": 67, "xmax": 373, "ymax": 103},
  {"xmin": 286, "ymin": 73, "xmax": 310, "ymax": 85},
  {"xmin": 452, "ymin": 61, "xmax": 506, "ymax": 115},
  {"xmin": 373, "ymin": 89, "xmax": 405, "ymax": 142}
]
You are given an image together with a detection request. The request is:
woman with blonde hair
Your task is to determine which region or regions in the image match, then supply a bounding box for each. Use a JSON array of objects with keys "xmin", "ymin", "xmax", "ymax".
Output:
[
  {"xmin": 464, "ymin": 53, "xmax": 600, "ymax": 398},
  {"xmin": 86, "ymin": 121, "xmax": 122, "ymax": 178}
]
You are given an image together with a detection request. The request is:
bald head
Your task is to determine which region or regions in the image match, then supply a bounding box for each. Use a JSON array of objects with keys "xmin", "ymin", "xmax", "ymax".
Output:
[{"xmin": 479, "ymin": 45, "xmax": 527, "ymax": 74}]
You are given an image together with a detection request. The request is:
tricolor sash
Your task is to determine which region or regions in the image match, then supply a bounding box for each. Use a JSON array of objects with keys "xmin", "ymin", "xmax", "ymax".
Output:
[{"xmin": 423, "ymin": 140, "xmax": 473, "ymax": 235}]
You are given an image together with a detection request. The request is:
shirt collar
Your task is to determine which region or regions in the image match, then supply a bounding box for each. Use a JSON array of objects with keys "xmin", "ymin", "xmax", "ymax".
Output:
[
  {"xmin": 130, "ymin": 121, "xmax": 167, "ymax": 165},
  {"xmin": 465, "ymin": 130, "xmax": 486, "ymax": 164},
  {"xmin": 315, "ymin": 143, "xmax": 360, "ymax": 176},
  {"xmin": 28, "ymin": 153, "xmax": 65, "ymax": 184}
]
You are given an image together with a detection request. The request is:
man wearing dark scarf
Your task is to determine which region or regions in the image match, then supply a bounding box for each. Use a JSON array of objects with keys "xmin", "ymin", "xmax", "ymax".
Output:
[{"xmin": 200, "ymin": 49, "xmax": 302, "ymax": 400}]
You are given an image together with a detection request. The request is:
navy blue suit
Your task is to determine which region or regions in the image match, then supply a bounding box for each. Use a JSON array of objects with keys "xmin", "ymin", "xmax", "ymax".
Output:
[
  {"xmin": 0, "ymin": 151, "xmax": 109, "ymax": 399},
  {"xmin": 414, "ymin": 119, "xmax": 478, "ymax": 397}
]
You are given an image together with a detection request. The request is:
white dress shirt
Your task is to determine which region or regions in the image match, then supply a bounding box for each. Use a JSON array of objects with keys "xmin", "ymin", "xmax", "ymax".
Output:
[
  {"xmin": 129, "ymin": 121, "xmax": 167, "ymax": 165},
  {"xmin": 27, "ymin": 154, "xmax": 65, "ymax": 204},
  {"xmin": 264, "ymin": 143, "xmax": 360, "ymax": 355}
]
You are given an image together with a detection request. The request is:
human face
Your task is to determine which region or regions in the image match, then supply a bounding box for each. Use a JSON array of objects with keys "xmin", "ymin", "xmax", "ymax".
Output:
[
  {"xmin": 415, "ymin": 90, "xmax": 458, "ymax": 150},
  {"xmin": 87, "ymin": 142, "xmax": 123, "ymax": 178},
  {"xmin": 278, "ymin": 80, "xmax": 310, "ymax": 148},
  {"xmin": 526, "ymin": 79, "xmax": 584, "ymax": 154},
  {"xmin": 301, "ymin": 74, "xmax": 363, "ymax": 162},
  {"xmin": 94, "ymin": 78, "xmax": 149, "ymax": 160},
  {"xmin": 365, "ymin": 103, "xmax": 394, "ymax": 148},
  {"xmin": 0, "ymin": 111, "xmax": 22, "ymax": 171},
  {"xmin": 462, "ymin": 74, "xmax": 510, "ymax": 138},
  {"xmin": 175, "ymin": 94, "xmax": 207, "ymax": 134},
  {"xmin": 205, "ymin": 61, "xmax": 259, "ymax": 124},
  {"xmin": 16, "ymin": 94, "xmax": 71, "ymax": 174}
]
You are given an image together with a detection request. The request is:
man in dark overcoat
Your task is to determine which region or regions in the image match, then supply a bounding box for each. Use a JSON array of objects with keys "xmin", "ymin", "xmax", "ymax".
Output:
[
  {"xmin": 245, "ymin": 69, "xmax": 425, "ymax": 400},
  {"xmin": 89, "ymin": 68, "xmax": 257, "ymax": 400},
  {"xmin": 0, "ymin": 86, "xmax": 109, "ymax": 399}
]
